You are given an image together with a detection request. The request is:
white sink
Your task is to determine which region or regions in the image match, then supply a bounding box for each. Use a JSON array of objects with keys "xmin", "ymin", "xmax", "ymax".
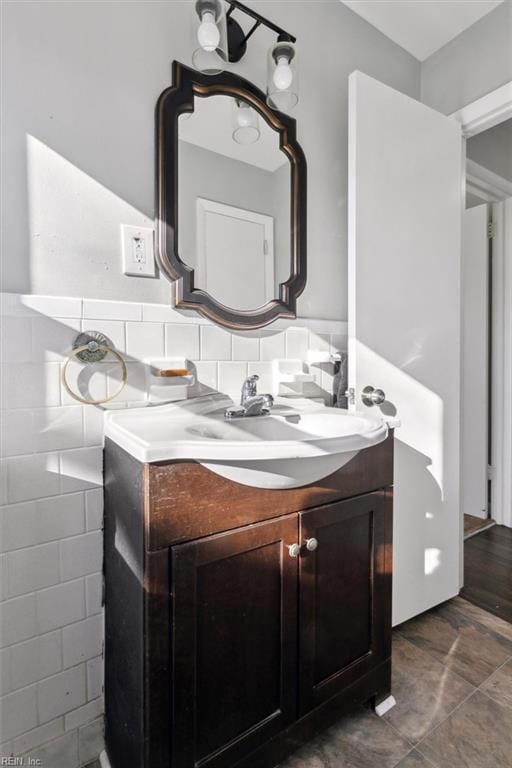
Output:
[{"xmin": 105, "ymin": 395, "xmax": 388, "ymax": 489}]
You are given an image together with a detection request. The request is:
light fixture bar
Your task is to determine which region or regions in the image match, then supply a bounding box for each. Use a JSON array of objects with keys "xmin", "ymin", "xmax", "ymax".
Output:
[{"xmin": 227, "ymin": 1, "xmax": 296, "ymax": 44}]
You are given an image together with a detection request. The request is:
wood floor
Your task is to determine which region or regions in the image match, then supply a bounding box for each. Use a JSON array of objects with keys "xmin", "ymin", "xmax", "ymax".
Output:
[
  {"xmin": 463, "ymin": 513, "xmax": 494, "ymax": 539},
  {"xmin": 461, "ymin": 524, "xmax": 512, "ymax": 624}
]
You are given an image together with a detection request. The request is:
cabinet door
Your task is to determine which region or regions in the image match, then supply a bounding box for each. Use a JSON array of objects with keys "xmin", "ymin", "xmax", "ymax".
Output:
[
  {"xmin": 299, "ymin": 490, "xmax": 392, "ymax": 713},
  {"xmin": 171, "ymin": 515, "xmax": 298, "ymax": 768}
]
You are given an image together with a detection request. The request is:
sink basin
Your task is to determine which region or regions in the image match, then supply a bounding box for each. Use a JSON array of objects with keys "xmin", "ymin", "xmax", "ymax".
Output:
[{"xmin": 105, "ymin": 395, "xmax": 388, "ymax": 489}]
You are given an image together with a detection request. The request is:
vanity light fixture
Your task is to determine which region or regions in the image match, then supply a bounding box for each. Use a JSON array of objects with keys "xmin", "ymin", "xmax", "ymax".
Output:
[
  {"xmin": 192, "ymin": 0, "xmax": 298, "ymax": 110},
  {"xmin": 232, "ymin": 99, "xmax": 260, "ymax": 144}
]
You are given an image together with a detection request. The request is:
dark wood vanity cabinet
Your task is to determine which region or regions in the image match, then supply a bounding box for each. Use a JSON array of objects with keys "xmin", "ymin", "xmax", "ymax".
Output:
[{"xmin": 104, "ymin": 435, "xmax": 394, "ymax": 768}]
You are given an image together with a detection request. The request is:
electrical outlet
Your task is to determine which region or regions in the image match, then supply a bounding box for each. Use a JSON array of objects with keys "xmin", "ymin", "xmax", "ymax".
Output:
[{"xmin": 121, "ymin": 224, "xmax": 155, "ymax": 277}]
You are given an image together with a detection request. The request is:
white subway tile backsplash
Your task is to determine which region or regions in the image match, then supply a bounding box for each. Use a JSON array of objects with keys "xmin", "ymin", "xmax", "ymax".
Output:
[
  {"xmin": 247, "ymin": 362, "xmax": 273, "ymax": 394},
  {"xmin": 64, "ymin": 696, "xmax": 103, "ymax": 732},
  {"xmin": 33, "ymin": 406, "xmax": 83, "ymax": 452},
  {"xmin": 125, "ymin": 322, "xmax": 164, "ymax": 359},
  {"xmin": 83, "ymin": 406, "xmax": 105, "ymax": 447},
  {"xmin": 232, "ymin": 334, "xmax": 259, "ymax": 361},
  {"xmin": 0, "ymin": 460, "xmax": 8, "ymax": 506},
  {"xmin": 0, "ymin": 685, "xmax": 38, "ymax": 741},
  {"xmin": 142, "ymin": 302, "xmax": 192, "ymax": 324},
  {"xmin": 330, "ymin": 333, "xmax": 347, "ymax": 354},
  {"xmin": 82, "ymin": 299, "xmax": 141, "ymax": 322},
  {"xmin": 218, "ymin": 362, "xmax": 248, "ymax": 396},
  {"xmin": 86, "ymin": 656, "xmax": 103, "ymax": 701},
  {"xmin": 85, "ymin": 489, "xmax": 103, "ymax": 532},
  {"xmin": 165, "ymin": 323, "xmax": 200, "ymax": 359},
  {"xmin": 22, "ymin": 730, "xmax": 79, "ymax": 768},
  {"xmin": 31, "ymin": 317, "xmax": 82, "ymax": 363},
  {"xmin": 200, "ymin": 325, "xmax": 231, "ymax": 361},
  {"xmin": 1, "ymin": 363, "xmax": 61, "ymax": 410},
  {"xmin": 63, "ymin": 615, "xmax": 103, "ymax": 668},
  {"xmin": 285, "ymin": 328, "xmax": 309, "ymax": 359},
  {"xmin": 85, "ymin": 574, "xmax": 103, "ymax": 617},
  {"xmin": 10, "ymin": 631, "xmax": 62, "ymax": 689},
  {"xmin": 6, "ymin": 541, "xmax": 60, "ymax": 598},
  {"xmin": 78, "ymin": 716, "xmax": 104, "ymax": 765},
  {"xmin": 6, "ymin": 453, "xmax": 61, "ymax": 503},
  {"xmin": 191, "ymin": 361, "xmax": 218, "ymax": 396},
  {"xmin": 259, "ymin": 330, "xmax": 285, "ymax": 361},
  {"xmin": 0, "ymin": 317, "xmax": 32, "ymax": 363},
  {"xmin": 36, "ymin": 579, "xmax": 86, "ymax": 634},
  {"xmin": 59, "ymin": 447, "xmax": 103, "ymax": 494},
  {"xmin": 12, "ymin": 717, "xmax": 65, "ymax": 757},
  {"xmin": 22, "ymin": 295, "xmax": 82, "ymax": 319},
  {"xmin": 81, "ymin": 320, "xmax": 126, "ymax": 353},
  {"xmin": 308, "ymin": 331, "xmax": 330, "ymax": 352},
  {"xmin": 0, "ymin": 409, "xmax": 35, "ymax": 456},
  {"xmin": 105, "ymin": 361, "xmax": 146, "ymax": 403},
  {"xmin": 60, "ymin": 532, "xmax": 102, "ymax": 582},
  {"xmin": 0, "ymin": 594, "xmax": 37, "ymax": 648},
  {"xmin": 37, "ymin": 665, "xmax": 87, "ymax": 723},
  {"xmin": 0, "ymin": 554, "xmax": 6, "ymax": 601},
  {"xmin": 0, "ymin": 648, "xmax": 11, "ymax": 695},
  {"xmin": 0, "ymin": 495, "xmax": 85, "ymax": 553}
]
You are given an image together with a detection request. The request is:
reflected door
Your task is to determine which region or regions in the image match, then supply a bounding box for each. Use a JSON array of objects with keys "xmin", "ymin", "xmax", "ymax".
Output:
[
  {"xmin": 197, "ymin": 198, "xmax": 274, "ymax": 309},
  {"xmin": 348, "ymin": 71, "xmax": 463, "ymax": 625}
]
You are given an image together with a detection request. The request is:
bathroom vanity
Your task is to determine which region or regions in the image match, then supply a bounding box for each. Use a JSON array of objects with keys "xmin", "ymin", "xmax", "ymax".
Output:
[
  {"xmin": 103, "ymin": 56, "xmax": 395, "ymax": 768},
  {"xmin": 103, "ymin": 400, "xmax": 394, "ymax": 768}
]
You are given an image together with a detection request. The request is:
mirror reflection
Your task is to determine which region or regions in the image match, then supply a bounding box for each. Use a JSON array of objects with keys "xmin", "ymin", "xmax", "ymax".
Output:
[{"xmin": 178, "ymin": 94, "xmax": 291, "ymax": 312}]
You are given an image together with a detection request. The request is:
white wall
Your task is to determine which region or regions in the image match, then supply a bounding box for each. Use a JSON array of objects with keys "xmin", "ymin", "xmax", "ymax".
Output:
[
  {"xmin": 420, "ymin": 1, "xmax": 512, "ymax": 115},
  {"xmin": 1, "ymin": 0, "xmax": 420, "ymax": 321}
]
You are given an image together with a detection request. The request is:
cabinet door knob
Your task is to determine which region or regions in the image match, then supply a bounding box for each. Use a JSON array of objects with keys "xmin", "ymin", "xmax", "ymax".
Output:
[
  {"xmin": 288, "ymin": 543, "xmax": 301, "ymax": 558},
  {"xmin": 305, "ymin": 537, "xmax": 318, "ymax": 552}
]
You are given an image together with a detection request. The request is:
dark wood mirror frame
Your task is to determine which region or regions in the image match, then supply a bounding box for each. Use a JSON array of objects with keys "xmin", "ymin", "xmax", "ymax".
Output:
[{"xmin": 155, "ymin": 61, "xmax": 307, "ymax": 330}]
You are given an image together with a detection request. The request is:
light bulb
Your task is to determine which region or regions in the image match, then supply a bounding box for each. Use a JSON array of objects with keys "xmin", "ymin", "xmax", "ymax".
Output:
[
  {"xmin": 197, "ymin": 11, "xmax": 220, "ymax": 52},
  {"xmin": 273, "ymin": 56, "xmax": 293, "ymax": 91}
]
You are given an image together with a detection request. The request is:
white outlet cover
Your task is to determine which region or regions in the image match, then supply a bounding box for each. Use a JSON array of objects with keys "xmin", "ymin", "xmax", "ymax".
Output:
[{"xmin": 121, "ymin": 224, "xmax": 156, "ymax": 277}]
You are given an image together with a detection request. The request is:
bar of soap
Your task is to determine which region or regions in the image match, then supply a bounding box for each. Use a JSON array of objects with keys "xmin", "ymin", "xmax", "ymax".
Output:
[{"xmin": 152, "ymin": 368, "xmax": 189, "ymax": 377}]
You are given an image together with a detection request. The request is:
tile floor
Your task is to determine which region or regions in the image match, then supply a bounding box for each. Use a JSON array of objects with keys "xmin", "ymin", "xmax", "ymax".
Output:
[{"xmin": 282, "ymin": 596, "xmax": 512, "ymax": 768}]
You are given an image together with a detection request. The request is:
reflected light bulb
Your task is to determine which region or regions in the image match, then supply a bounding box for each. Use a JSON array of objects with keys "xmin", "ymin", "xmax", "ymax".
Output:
[
  {"xmin": 197, "ymin": 11, "xmax": 220, "ymax": 52},
  {"xmin": 273, "ymin": 56, "xmax": 293, "ymax": 91},
  {"xmin": 237, "ymin": 107, "xmax": 252, "ymax": 127}
]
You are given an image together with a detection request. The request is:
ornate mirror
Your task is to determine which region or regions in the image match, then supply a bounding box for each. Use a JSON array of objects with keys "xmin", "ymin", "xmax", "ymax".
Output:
[{"xmin": 156, "ymin": 61, "xmax": 307, "ymax": 330}]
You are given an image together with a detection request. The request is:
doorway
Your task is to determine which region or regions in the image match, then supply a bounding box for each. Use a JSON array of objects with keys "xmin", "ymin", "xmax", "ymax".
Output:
[{"xmin": 455, "ymin": 86, "xmax": 512, "ymax": 618}]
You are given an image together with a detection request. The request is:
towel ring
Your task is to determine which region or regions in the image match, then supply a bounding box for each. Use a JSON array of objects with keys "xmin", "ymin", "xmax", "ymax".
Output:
[{"xmin": 62, "ymin": 340, "xmax": 127, "ymax": 405}]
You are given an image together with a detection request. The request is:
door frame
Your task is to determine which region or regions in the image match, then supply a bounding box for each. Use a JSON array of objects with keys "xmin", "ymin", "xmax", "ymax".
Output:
[{"xmin": 451, "ymin": 80, "xmax": 512, "ymax": 532}]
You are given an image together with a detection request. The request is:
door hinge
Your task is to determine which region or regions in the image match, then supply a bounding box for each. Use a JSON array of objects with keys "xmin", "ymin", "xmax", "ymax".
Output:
[
  {"xmin": 488, "ymin": 222, "xmax": 496, "ymax": 239},
  {"xmin": 487, "ymin": 464, "xmax": 494, "ymax": 481},
  {"xmin": 263, "ymin": 239, "xmax": 269, "ymax": 256},
  {"xmin": 344, "ymin": 387, "xmax": 356, "ymax": 406}
]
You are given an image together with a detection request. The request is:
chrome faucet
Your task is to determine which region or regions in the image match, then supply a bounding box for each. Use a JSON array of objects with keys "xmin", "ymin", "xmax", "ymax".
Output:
[{"xmin": 224, "ymin": 375, "xmax": 274, "ymax": 419}]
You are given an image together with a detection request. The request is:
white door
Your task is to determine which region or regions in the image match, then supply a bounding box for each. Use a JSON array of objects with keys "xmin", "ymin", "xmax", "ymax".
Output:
[
  {"xmin": 461, "ymin": 205, "xmax": 489, "ymax": 521},
  {"xmin": 348, "ymin": 71, "xmax": 463, "ymax": 626},
  {"xmin": 196, "ymin": 198, "xmax": 274, "ymax": 310}
]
